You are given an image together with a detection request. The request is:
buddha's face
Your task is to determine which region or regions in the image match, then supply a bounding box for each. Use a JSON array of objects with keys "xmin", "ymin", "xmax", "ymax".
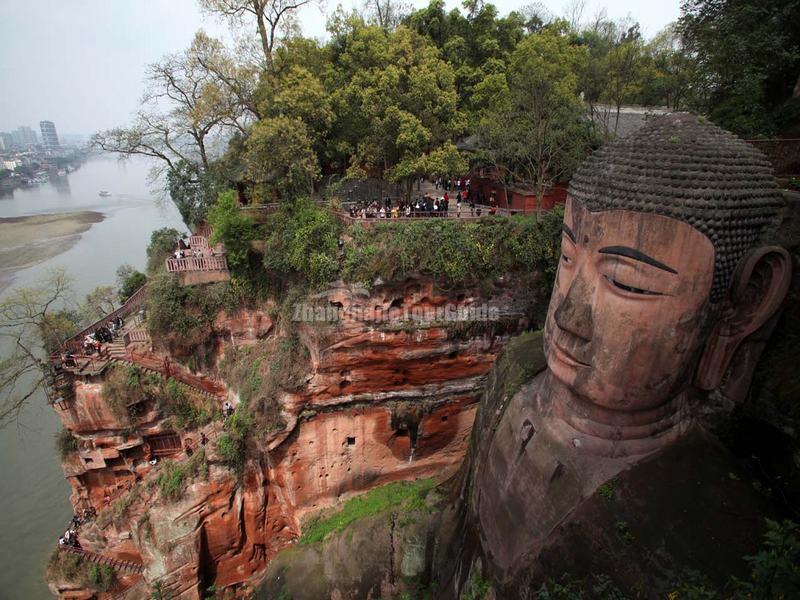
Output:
[{"xmin": 543, "ymin": 198, "xmax": 717, "ymax": 411}]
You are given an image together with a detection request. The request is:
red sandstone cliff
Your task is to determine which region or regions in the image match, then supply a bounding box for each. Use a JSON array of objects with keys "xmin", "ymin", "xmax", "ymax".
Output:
[{"xmin": 47, "ymin": 275, "xmax": 539, "ymax": 599}]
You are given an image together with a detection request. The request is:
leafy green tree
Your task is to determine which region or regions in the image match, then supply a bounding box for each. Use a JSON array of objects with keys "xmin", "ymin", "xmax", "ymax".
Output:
[
  {"xmin": 476, "ymin": 27, "xmax": 591, "ymax": 207},
  {"xmin": 262, "ymin": 198, "xmax": 341, "ymax": 289},
  {"xmin": 207, "ymin": 190, "xmax": 256, "ymax": 268},
  {"xmin": 116, "ymin": 264, "xmax": 147, "ymax": 302},
  {"xmin": 333, "ymin": 25, "xmax": 462, "ymax": 198},
  {"xmin": 147, "ymin": 228, "xmax": 184, "ymax": 275},
  {"xmin": 678, "ymin": 0, "xmax": 800, "ymax": 137},
  {"xmin": 244, "ymin": 116, "xmax": 321, "ymax": 202}
]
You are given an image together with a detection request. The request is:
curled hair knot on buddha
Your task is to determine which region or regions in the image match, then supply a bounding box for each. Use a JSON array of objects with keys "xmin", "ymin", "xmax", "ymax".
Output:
[{"xmin": 567, "ymin": 112, "xmax": 785, "ymax": 303}]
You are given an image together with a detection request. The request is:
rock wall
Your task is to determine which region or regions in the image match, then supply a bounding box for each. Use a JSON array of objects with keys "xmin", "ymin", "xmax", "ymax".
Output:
[{"xmin": 48, "ymin": 274, "xmax": 541, "ymax": 599}]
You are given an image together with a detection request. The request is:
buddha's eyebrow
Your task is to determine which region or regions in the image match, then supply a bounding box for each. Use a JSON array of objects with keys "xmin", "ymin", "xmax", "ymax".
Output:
[
  {"xmin": 562, "ymin": 224, "xmax": 576, "ymax": 243},
  {"xmin": 598, "ymin": 246, "xmax": 678, "ymax": 274}
]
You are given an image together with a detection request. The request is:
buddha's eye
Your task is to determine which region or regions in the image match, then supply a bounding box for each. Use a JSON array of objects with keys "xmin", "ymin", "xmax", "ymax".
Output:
[
  {"xmin": 604, "ymin": 274, "xmax": 662, "ymax": 296},
  {"xmin": 561, "ymin": 253, "xmax": 572, "ymax": 265}
]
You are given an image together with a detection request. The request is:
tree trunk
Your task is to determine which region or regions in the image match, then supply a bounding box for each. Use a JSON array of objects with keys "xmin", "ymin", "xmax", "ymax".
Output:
[{"xmin": 254, "ymin": 1, "xmax": 273, "ymax": 72}]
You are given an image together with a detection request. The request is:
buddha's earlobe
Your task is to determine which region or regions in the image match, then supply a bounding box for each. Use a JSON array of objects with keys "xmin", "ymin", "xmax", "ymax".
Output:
[{"xmin": 695, "ymin": 246, "xmax": 792, "ymax": 390}]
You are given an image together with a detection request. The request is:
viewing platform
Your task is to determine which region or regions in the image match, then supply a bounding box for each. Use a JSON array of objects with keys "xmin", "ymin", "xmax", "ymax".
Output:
[{"xmin": 164, "ymin": 231, "xmax": 230, "ymax": 285}]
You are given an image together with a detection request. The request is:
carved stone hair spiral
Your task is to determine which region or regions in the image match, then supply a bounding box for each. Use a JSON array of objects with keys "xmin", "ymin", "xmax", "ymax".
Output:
[{"xmin": 568, "ymin": 112, "xmax": 784, "ymax": 302}]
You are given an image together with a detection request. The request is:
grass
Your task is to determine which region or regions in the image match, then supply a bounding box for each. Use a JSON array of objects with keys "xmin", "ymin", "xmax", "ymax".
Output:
[
  {"xmin": 300, "ymin": 479, "xmax": 436, "ymax": 545},
  {"xmin": 155, "ymin": 448, "xmax": 208, "ymax": 502}
]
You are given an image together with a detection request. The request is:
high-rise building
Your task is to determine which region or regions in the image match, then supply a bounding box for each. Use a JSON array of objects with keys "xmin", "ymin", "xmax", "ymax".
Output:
[
  {"xmin": 40, "ymin": 120, "xmax": 60, "ymax": 151},
  {"xmin": 12, "ymin": 126, "xmax": 38, "ymax": 148},
  {"xmin": 0, "ymin": 132, "xmax": 13, "ymax": 151}
]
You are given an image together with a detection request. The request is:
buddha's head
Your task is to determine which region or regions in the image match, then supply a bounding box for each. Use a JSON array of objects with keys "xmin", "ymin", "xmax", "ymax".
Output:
[{"xmin": 543, "ymin": 113, "xmax": 791, "ymax": 420}]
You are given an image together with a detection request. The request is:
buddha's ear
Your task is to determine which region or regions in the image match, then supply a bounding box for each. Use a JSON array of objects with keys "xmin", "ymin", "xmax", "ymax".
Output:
[{"xmin": 696, "ymin": 246, "xmax": 792, "ymax": 390}]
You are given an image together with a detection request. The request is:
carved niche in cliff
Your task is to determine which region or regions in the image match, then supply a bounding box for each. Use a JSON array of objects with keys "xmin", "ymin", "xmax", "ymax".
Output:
[{"xmin": 471, "ymin": 113, "xmax": 792, "ymax": 579}]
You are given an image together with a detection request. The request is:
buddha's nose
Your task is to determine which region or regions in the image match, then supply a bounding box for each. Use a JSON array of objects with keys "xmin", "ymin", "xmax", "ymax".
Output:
[{"xmin": 554, "ymin": 271, "xmax": 594, "ymax": 342}]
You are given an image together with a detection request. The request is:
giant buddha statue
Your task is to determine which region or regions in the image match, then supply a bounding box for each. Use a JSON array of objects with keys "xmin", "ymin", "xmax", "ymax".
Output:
[{"xmin": 435, "ymin": 113, "xmax": 794, "ymax": 596}]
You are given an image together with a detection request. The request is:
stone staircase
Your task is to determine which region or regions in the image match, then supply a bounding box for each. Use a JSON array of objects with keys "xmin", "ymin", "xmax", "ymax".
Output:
[{"xmin": 107, "ymin": 342, "xmax": 128, "ymax": 360}]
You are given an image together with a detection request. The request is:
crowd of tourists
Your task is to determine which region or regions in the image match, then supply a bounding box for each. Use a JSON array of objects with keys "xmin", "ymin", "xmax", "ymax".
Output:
[
  {"xmin": 346, "ymin": 176, "xmax": 497, "ymax": 219},
  {"xmin": 57, "ymin": 507, "xmax": 96, "ymax": 549},
  {"xmin": 172, "ymin": 236, "xmax": 215, "ymax": 260}
]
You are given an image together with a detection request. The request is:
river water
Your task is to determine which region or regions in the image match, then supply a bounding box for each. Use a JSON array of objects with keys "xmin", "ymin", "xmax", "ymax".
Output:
[{"xmin": 0, "ymin": 156, "xmax": 185, "ymax": 599}]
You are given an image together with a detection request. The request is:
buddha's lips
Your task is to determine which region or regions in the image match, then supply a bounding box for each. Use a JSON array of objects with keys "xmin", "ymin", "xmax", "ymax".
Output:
[{"xmin": 551, "ymin": 332, "xmax": 591, "ymax": 368}]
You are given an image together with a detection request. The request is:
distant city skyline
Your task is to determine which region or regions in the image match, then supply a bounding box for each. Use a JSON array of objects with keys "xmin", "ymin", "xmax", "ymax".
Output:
[{"xmin": 0, "ymin": 0, "xmax": 681, "ymax": 134}]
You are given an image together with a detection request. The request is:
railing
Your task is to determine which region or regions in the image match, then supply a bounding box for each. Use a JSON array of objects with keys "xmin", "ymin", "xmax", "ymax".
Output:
[
  {"xmin": 165, "ymin": 255, "xmax": 228, "ymax": 273},
  {"xmin": 60, "ymin": 286, "xmax": 148, "ymax": 352},
  {"xmin": 189, "ymin": 235, "xmax": 208, "ymax": 248},
  {"xmin": 337, "ymin": 205, "xmax": 545, "ymax": 226}
]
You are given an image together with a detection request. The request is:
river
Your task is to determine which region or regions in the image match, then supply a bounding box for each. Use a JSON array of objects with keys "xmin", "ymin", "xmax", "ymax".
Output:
[{"xmin": 0, "ymin": 155, "xmax": 185, "ymax": 599}]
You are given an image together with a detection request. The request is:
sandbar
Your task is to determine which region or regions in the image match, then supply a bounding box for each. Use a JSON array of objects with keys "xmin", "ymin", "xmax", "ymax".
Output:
[{"xmin": 0, "ymin": 211, "xmax": 105, "ymax": 288}]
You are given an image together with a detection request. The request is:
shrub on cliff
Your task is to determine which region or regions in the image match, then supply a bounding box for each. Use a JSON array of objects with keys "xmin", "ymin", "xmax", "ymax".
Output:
[
  {"xmin": 208, "ymin": 190, "xmax": 257, "ymax": 269},
  {"xmin": 55, "ymin": 428, "xmax": 78, "ymax": 459},
  {"xmin": 262, "ymin": 197, "xmax": 342, "ymax": 290},
  {"xmin": 87, "ymin": 564, "xmax": 115, "ymax": 592},
  {"xmin": 155, "ymin": 448, "xmax": 208, "ymax": 502},
  {"xmin": 342, "ymin": 207, "xmax": 564, "ymax": 290},
  {"xmin": 145, "ymin": 273, "xmax": 234, "ymax": 350}
]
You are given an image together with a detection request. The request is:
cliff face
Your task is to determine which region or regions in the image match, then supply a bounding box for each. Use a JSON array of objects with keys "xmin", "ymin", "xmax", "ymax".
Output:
[{"xmin": 48, "ymin": 275, "xmax": 541, "ymax": 599}]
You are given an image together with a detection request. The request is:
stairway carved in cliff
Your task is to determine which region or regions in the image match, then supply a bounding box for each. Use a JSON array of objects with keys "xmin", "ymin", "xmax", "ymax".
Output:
[{"xmin": 58, "ymin": 545, "xmax": 144, "ymax": 574}]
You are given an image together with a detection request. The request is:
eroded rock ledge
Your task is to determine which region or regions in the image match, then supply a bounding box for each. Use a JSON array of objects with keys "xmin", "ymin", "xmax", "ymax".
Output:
[{"xmin": 48, "ymin": 275, "xmax": 541, "ymax": 599}]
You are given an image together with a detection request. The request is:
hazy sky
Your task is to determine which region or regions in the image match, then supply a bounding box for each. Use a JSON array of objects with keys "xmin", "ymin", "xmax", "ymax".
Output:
[{"xmin": 0, "ymin": 0, "xmax": 680, "ymax": 135}]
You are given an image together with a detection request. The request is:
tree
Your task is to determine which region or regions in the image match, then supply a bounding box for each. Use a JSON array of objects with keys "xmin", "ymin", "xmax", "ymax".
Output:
[
  {"xmin": 363, "ymin": 0, "xmax": 411, "ymax": 30},
  {"xmin": 82, "ymin": 286, "xmax": 118, "ymax": 323},
  {"xmin": 679, "ymin": 0, "xmax": 800, "ymax": 137},
  {"xmin": 207, "ymin": 190, "xmax": 256, "ymax": 268},
  {"xmin": 147, "ymin": 228, "xmax": 184, "ymax": 274},
  {"xmin": 0, "ymin": 270, "xmax": 77, "ymax": 428},
  {"xmin": 333, "ymin": 25, "xmax": 462, "ymax": 198},
  {"xmin": 116, "ymin": 265, "xmax": 148, "ymax": 302},
  {"xmin": 93, "ymin": 32, "xmax": 247, "ymax": 226},
  {"xmin": 199, "ymin": 0, "xmax": 320, "ymax": 72},
  {"xmin": 475, "ymin": 27, "xmax": 591, "ymax": 209},
  {"xmin": 603, "ymin": 23, "xmax": 645, "ymax": 137},
  {"xmin": 243, "ymin": 116, "xmax": 320, "ymax": 201}
]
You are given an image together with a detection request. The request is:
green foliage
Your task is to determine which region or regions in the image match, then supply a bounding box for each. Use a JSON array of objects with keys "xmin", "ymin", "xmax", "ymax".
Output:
[
  {"xmin": 216, "ymin": 409, "xmax": 252, "ymax": 474},
  {"xmin": 164, "ymin": 378, "xmax": 216, "ymax": 430},
  {"xmin": 597, "ymin": 481, "xmax": 615, "ymax": 501},
  {"xmin": 155, "ymin": 449, "xmax": 208, "ymax": 502},
  {"xmin": 116, "ymin": 264, "xmax": 147, "ymax": 302},
  {"xmin": 262, "ymin": 198, "xmax": 342, "ymax": 289},
  {"xmin": 300, "ymin": 479, "xmax": 435, "ymax": 544},
  {"xmin": 146, "ymin": 274, "xmax": 231, "ymax": 345},
  {"xmin": 244, "ymin": 116, "xmax": 321, "ymax": 202},
  {"xmin": 342, "ymin": 209, "xmax": 564, "ymax": 290},
  {"xmin": 207, "ymin": 190, "xmax": 256, "ymax": 269},
  {"xmin": 166, "ymin": 159, "xmax": 230, "ymax": 228},
  {"xmin": 151, "ymin": 581, "xmax": 171, "ymax": 600},
  {"xmin": 38, "ymin": 308, "xmax": 82, "ymax": 354},
  {"xmin": 55, "ymin": 428, "xmax": 78, "ymax": 459},
  {"xmin": 742, "ymin": 519, "xmax": 800, "ymax": 598},
  {"xmin": 146, "ymin": 228, "xmax": 184, "ymax": 275},
  {"xmin": 45, "ymin": 550, "xmax": 88, "ymax": 585},
  {"xmin": 463, "ymin": 570, "xmax": 492, "ymax": 600},
  {"xmin": 679, "ymin": 0, "xmax": 800, "ymax": 137},
  {"xmin": 87, "ymin": 564, "xmax": 115, "ymax": 592},
  {"xmin": 475, "ymin": 27, "xmax": 591, "ymax": 197}
]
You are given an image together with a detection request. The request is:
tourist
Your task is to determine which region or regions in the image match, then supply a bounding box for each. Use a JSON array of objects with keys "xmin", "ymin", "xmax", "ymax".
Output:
[
  {"xmin": 457, "ymin": 200, "xmax": 462, "ymax": 218},
  {"xmin": 224, "ymin": 401, "xmax": 234, "ymax": 418},
  {"xmin": 200, "ymin": 432, "xmax": 208, "ymax": 446}
]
